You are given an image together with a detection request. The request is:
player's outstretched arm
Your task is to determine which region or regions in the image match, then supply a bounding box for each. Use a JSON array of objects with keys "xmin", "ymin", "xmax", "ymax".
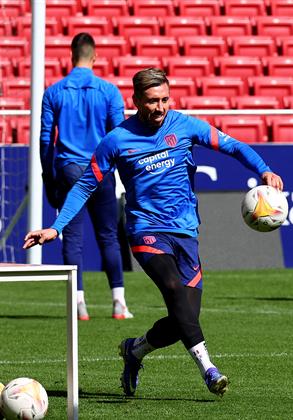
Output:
[
  {"xmin": 261, "ymin": 171, "xmax": 283, "ymax": 191},
  {"xmin": 23, "ymin": 228, "xmax": 58, "ymax": 249}
]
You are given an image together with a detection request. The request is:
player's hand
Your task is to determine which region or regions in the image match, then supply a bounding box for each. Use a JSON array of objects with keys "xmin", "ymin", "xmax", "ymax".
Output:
[
  {"xmin": 261, "ymin": 171, "xmax": 283, "ymax": 191},
  {"xmin": 23, "ymin": 228, "xmax": 58, "ymax": 249}
]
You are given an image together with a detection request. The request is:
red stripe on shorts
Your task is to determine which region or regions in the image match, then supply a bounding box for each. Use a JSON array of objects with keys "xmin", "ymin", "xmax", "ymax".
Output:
[
  {"xmin": 131, "ymin": 245, "xmax": 165, "ymax": 254},
  {"xmin": 187, "ymin": 270, "xmax": 202, "ymax": 288}
]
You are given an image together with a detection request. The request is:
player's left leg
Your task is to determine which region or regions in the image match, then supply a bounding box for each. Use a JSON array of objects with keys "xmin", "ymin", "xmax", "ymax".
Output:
[{"xmin": 88, "ymin": 173, "xmax": 133, "ymax": 319}]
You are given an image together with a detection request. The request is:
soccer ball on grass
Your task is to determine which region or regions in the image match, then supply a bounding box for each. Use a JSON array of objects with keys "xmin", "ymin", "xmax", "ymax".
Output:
[
  {"xmin": 241, "ymin": 185, "xmax": 288, "ymax": 232},
  {"xmin": 0, "ymin": 377, "xmax": 48, "ymax": 420}
]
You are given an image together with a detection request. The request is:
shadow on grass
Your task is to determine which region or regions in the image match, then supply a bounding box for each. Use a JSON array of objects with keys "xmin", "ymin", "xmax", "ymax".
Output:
[
  {"xmin": 47, "ymin": 389, "xmax": 214, "ymax": 404},
  {"xmin": 85, "ymin": 391, "xmax": 213, "ymax": 404},
  {"xmin": 0, "ymin": 314, "xmax": 66, "ymax": 320}
]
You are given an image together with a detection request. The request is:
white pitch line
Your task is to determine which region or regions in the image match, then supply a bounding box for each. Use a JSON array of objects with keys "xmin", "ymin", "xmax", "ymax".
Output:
[
  {"xmin": 0, "ymin": 300, "xmax": 292, "ymax": 316},
  {"xmin": 0, "ymin": 352, "xmax": 291, "ymax": 366}
]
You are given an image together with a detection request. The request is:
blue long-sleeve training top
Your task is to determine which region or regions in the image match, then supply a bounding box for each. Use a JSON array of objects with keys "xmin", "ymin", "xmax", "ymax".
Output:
[
  {"xmin": 39, "ymin": 67, "xmax": 125, "ymax": 176},
  {"xmin": 51, "ymin": 110, "xmax": 271, "ymax": 237}
]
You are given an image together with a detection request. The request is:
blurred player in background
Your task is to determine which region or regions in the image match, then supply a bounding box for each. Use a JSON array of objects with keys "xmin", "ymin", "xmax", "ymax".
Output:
[
  {"xmin": 40, "ymin": 32, "xmax": 133, "ymax": 321},
  {"xmin": 25, "ymin": 68, "xmax": 283, "ymax": 396}
]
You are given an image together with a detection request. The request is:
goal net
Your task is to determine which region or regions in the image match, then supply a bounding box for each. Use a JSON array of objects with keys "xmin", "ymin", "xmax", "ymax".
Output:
[{"xmin": 0, "ymin": 142, "xmax": 29, "ymax": 263}]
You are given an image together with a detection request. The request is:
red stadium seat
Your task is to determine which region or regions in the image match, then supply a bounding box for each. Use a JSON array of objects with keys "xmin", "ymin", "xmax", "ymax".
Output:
[
  {"xmin": 0, "ymin": 97, "xmax": 26, "ymax": 110},
  {"xmin": 0, "ymin": 17, "xmax": 13, "ymax": 36},
  {"xmin": 0, "ymin": 37, "xmax": 28, "ymax": 59},
  {"xmin": 266, "ymin": 115, "xmax": 293, "ymax": 142},
  {"xmin": 45, "ymin": 77, "xmax": 61, "ymax": 89},
  {"xmin": 277, "ymin": 36, "xmax": 293, "ymax": 55},
  {"xmin": 45, "ymin": 36, "xmax": 72, "ymax": 59},
  {"xmin": 16, "ymin": 57, "xmax": 63, "ymax": 78},
  {"xmin": 113, "ymin": 16, "xmax": 160, "ymax": 37},
  {"xmin": 197, "ymin": 76, "xmax": 246, "ymax": 97},
  {"xmin": 86, "ymin": 0, "xmax": 129, "ymax": 16},
  {"xmin": 45, "ymin": 0, "xmax": 79, "ymax": 17},
  {"xmin": 214, "ymin": 116, "xmax": 268, "ymax": 143},
  {"xmin": 230, "ymin": 96, "xmax": 280, "ymax": 109},
  {"xmin": 208, "ymin": 16, "xmax": 253, "ymax": 36},
  {"xmin": 161, "ymin": 16, "xmax": 206, "ymax": 36},
  {"xmin": 131, "ymin": 36, "xmax": 178, "ymax": 56},
  {"xmin": 2, "ymin": 78, "xmax": 31, "ymax": 107},
  {"xmin": 180, "ymin": 96, "xmax": 230, "ymax": 109},
  {"xmin": 12, "ymin": 117, "xmax": 30, "ymax": 144},
  {"xmin": 163, "ymin": 56, "xmax": 213, "ymax": 78},
  {"xmin": 254, "ymin": 16, "xmax": 293, "ymax": 36},
  {"xmin": 105, "ymin": 76, "xmax": 133, "ymax": 100},
  {"xmin": 283, "ymin": 96, "xmax": 293, "ymax": 108},
  {"xmin": 93, "ymin": 57, "xmax": 113, "ymax": 76},
  {"xmin": 132, "ymin": 0, "xmax": 175, "ymax": 16},
  {"xmin": 228, "ymin": 36, "xmax": 277, "ymax": 57},
  {"xmin": 263, "ymin": 56, "xmax": 293, "ymax": 77},
  {"xmin": 113, "ymin": 56, "xmax": 162, "ymax": 76},
  {"xmin": 0, "ymin": 58, "xmax": 14, "ymax": 78},
  {"xmin": 223, "ymin": 0, "xmax": 267, "ymax": 15},
  {"xmin": 177, "ymin": 0, "xmax": 221, "ymax": 16},
  {"xmin": 0, "ymin": 118, "xmax": 12, "ymax": 144},
  {"xmin": 63, "ymin": 16, "xmax": 112, "ymax": 37},
  {"xmin": 0, "ymin": 1, "xmax": 26, "ymax": 17},
  {"xmin": 248, "ymin": 76, "xmax": 293, "ymax": 100},
  {"xmin": 179, "ymin": 36, "xmax": 227, "ymax": 57},
  {"xmin": 270, "ymin": 0, "xmax": 293, "ymax": 16},
  {"xmin": 94, "ymin": 36, "xmax": 129, "ymax": 59},
  {"xmin": 15, "ymin": 15, "xmax": 61, "ymax": 37},
  {"xmin": 214, "ymin": 56, "xmax": 263, "ymax": 77},
  {"xmin": 168, "ymin": 77, "xmax": 196, "ymax": 103}
]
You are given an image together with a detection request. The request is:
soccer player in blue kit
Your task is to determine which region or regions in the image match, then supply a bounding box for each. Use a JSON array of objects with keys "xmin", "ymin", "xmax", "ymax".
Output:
[
  {"xmin": 24, "ymin": 68, "xmax": 283, "ymax": 397},
  {"xmin": 39, "ymin": 33, "xmax": 133, "ymax": 321}
]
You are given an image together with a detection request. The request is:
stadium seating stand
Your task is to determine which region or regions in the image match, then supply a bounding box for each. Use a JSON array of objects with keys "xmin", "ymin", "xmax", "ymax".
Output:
[
  {"xmin": 214, "ymin": 116, "xmax": 268, "ymax": 143},
  {"xmin": 163, "ymin": 56, "xmax": 213, "ymax": 78},
  {"xmin": 177, "ymin": 0, "xmax": 221, "ymax": 16},
  {"xmin": 180, "ymin": 96, "xmax": 231, "ymax": 109},
  {"xmin": 112, "ymin": 16, "xmax": 160, "ymax": 37},
  {"xmin": 230, "ymin": 96, "xmax": 280, "ymax": 109},
  {"xmin": 208, "ymin": 16, "xmax": 253, "ymax": 36},
  {"xmin": 161, "ymin": 16, "xmax": 206, "ymax": 37},
  {"xmin": 197, "ymin": 76, "xmax": 246, "ymax": 97},
  {"xmin": 266, "ymin": 115, "xmax": 293, "ymax": 142},
  {"xmin": 179, "ymin": 36, "xmax": 227, "ymax": 57}
]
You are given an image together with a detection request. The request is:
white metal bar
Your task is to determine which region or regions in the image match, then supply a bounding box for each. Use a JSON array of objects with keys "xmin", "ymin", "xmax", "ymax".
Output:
[
  {"xmin": 67, "ymin": 269, "xmax": 78, "ymax": 420},
  {"xmin": 27, "ymin": 0, "xmax": 46, "ymax": 264},
  {"xmin": 0, "ymin": 264, "xmax": 78, "ymax": 420}
]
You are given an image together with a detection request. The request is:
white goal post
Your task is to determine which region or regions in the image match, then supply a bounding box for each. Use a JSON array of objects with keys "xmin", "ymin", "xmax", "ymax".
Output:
[{"xmin": 0, "ymin": 263, "xmax": 78, "ymax": 420}]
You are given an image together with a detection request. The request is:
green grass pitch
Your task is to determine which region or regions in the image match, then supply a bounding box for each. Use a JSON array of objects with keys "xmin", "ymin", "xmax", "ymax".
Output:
[{"xmin": 0, "ymin": 269, "xmax": 292, "ymax": 419}]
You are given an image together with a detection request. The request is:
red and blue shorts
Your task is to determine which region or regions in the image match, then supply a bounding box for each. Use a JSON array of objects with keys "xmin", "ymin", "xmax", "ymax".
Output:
[{"xmin": 129, "ymin": 232, "xmax": 202, "ymax": 289}]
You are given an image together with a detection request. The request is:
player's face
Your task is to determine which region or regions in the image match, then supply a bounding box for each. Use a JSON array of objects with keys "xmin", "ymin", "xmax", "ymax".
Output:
[{"xmin": 134, "ymin": 83, "xmax": 170, "ymax": 127}]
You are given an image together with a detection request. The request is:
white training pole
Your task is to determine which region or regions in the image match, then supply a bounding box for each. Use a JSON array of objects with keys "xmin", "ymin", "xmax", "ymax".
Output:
[
  {"xmin": 0, "ymin": 264, "xmax": 79, "ymax": 419},
  {"xmin": 27, "ymin": 0, "xmax": 46, "ymax": 264},
  {"xmin": 67, "ymin": 268, "xmax": 78, "ymax": 420}
]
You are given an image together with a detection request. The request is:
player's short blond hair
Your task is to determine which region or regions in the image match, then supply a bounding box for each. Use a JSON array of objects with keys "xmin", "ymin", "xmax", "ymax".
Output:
[{"xmin": 133, "ymin": 68, "xmax": 169, "ymax": 99}]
